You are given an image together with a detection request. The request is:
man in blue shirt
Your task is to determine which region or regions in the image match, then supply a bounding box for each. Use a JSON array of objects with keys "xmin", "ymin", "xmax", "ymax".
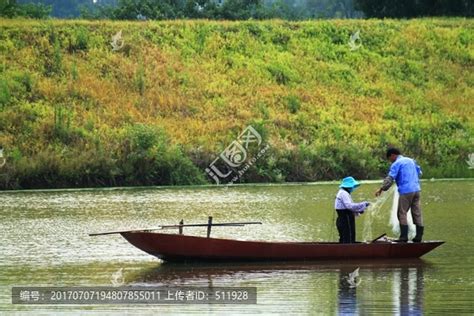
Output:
[{"xmin": 375, "ymin": 148, "xmax": 424, "ymax": 242}]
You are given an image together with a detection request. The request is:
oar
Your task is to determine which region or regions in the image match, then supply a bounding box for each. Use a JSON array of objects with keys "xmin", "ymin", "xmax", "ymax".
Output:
[
  {"xmin": 370, "ymin": 233, "xmax": 387, "ymax": 243},
  {"xmin": 89, "ymin": 221, "xmax": 262, "ymax": 236}
]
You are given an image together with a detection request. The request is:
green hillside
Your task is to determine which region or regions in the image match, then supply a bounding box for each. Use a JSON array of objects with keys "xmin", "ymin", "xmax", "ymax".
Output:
[{"xmin": 0, "ymin": 18, "xmax": 473, "ymax": 189}]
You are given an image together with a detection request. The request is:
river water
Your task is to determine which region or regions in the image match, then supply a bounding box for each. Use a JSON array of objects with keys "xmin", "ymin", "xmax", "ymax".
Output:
[{"xmin": 1, "ymin": 180, "xmax": 473, "ymax": 314}]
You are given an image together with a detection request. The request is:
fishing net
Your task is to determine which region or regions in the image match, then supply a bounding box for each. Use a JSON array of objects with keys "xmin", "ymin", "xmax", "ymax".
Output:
[
  {"xmin": 363, "ymin": 185, "xmax": 416, "ymax": 240},
  {"xmin": 362, "ymin": 186, "xmax": 394, "ymax": 241}
]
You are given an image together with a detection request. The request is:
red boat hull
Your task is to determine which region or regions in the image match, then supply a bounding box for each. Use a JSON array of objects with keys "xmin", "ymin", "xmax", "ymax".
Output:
[{"xmin": 120, "ymin": 232, "xmax": 444, "ymax": 262}]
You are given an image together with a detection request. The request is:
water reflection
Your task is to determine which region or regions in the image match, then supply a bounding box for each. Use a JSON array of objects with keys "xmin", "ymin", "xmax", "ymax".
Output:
[
  {"xmin": 337, "ymin": 260, "xmax": 426, "ymax": 315},
  {"xmin": 125, "ymin": 260, "xmax": 429, "ymax": 314},
  {"xmin": 338, "ymin": 267, "xmax": 359, "ymax": 315},
  {"xmin": 1, "ymin": 181, "xmax": 472, "ymax": 313},
  {"xmin": 392, "ymin": 265, "xmax": 424, "ymax": 316}
]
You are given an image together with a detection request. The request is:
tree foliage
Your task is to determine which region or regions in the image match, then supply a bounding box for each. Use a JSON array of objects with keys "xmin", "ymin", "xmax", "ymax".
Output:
[
  {"xmin": 1, "ymin": 0, "xmax": 51, "ymax": 18},
  {"xmin": 354, "ymin": 0, "xmax": 473, "ymax": 18}
]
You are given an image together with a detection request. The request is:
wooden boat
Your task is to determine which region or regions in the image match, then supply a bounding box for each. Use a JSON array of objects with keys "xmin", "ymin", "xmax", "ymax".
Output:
[
  {"xmin": 119, "ymin": 232, "xmax": 444, "ymax": 262},
  {"xmin": 90, "ymin": 218, "xmax": 444, "ymax": 262}
]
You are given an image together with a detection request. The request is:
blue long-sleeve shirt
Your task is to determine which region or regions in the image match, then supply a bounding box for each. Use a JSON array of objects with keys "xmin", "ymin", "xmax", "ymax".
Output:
[
  {"xmin": 387, "ymin": 155, "xmax": 422, "ymax": 194},
  {"xmin": 334, "ymin": 189, "xmax": 368, "ymax": 213}
]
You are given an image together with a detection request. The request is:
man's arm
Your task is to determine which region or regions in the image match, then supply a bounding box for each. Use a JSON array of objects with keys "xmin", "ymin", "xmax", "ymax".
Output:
[
  {"xmin": 375, "ymin": 176, "xmax": 394, "ymax": 197},
  {"xmin": 381, "ymin": 176, "xmax": 394, "ymax": 191},
  {"xmin": 375, "ymin": 162, "xmax": 399, "ymax": 196},
  {"xmin": 415, "ymin": 161, "xmax": 422, "ymax": 177}
]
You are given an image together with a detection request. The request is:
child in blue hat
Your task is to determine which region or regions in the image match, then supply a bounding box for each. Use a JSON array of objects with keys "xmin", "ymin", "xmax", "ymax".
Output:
[{"xmin": 334, "ymin": 176, "xmax": 370, "ymax": 243}]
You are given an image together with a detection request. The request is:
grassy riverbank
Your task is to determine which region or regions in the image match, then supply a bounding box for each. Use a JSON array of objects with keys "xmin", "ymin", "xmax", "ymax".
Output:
[{"xmin": 0, "ymin": 18, "xmax": 472, "ymax": 189}]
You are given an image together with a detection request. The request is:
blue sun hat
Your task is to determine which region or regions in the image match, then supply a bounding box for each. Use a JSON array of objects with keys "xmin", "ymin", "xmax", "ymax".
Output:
[{"xmin": 339, "ymin": 176, "xmax": 360, "ymax": 189}]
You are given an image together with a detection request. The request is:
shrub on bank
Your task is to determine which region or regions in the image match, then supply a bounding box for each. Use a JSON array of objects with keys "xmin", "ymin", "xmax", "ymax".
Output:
[{"xmin": 0, "ymin": 18, "xmax": 472, "ymax": 189}]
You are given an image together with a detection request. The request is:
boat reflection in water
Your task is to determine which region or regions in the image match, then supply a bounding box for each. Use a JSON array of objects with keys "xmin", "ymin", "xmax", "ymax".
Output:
[{"xmin": 127, "ymin": 259, "xmax": 428, "ymax": 314}]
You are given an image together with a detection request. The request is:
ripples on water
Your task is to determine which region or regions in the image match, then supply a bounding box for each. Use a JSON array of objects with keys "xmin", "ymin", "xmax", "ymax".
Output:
[{"xmin": 1, "ymin": 181, "xmax": 473, "ymax": 314}]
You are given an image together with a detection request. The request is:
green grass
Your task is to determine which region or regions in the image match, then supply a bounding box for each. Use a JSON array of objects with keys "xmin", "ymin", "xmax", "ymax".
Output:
[{"xmin": 0, "ymin": 18, "xmax": 473, "ymax": 189}]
